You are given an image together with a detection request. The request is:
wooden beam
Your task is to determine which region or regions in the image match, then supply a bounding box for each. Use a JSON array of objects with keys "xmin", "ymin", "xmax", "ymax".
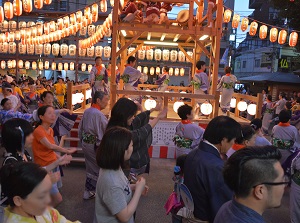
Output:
[
  {"xmin": 195, "ymin": 39, "xmax": 212, "ymax": 60},
  {"xmin": 116, "ymin": 31, "xmax": 144, "ymax": 57},
  {"xmin": 188, "ymin": 0, "xmax": 194, "ymax": 30},
  {"xmin": 185, "ymin": 36, "xmax": 193, "ymax": 43},
  {"xmin": 126, "ymin": 43, "xmax": 144, "ymax": 60},
  {"xmin": 178, "ymin": 44, "xmax": 194, "ymax": 64}
]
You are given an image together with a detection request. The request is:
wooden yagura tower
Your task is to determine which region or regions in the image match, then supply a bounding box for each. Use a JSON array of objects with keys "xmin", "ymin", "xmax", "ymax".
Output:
[{"xmin": 109, "ymin": 0, "xmax": 224, "ymax": 107}]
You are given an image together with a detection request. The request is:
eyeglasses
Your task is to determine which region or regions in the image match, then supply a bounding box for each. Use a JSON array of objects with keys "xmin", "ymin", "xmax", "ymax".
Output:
[{"xmin": 252, "ymin": 176, "xmax": 290, "ymax": 188}]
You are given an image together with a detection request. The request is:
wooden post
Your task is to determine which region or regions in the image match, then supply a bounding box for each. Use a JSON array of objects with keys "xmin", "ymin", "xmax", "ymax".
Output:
[
  {"xmin": 256, "ymin": 93, "xmax": 263, "ymax": 119},
  {"xmin": 67, "ymin": 82, "xmax": 73, "ymax": 112},
  {"xmin": 82, "ymin": 88, "xmax": 86, "ymax": 109},
  {"xmin": 188, "ymin": 0, "xmax": 194, "ymax": 30},
  {"xmin": 212, "ymin": 91, "xmax": 220, "ymax": 118},
  {"xmin": 235, "ymin": 95, "xmax": 241, "ymax": 118}
]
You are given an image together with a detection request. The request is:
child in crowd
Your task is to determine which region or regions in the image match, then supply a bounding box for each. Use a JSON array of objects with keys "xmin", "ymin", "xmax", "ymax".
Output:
[{"xmin": 173, "ymin": 104, "xmax": 204, "ymax": 157}]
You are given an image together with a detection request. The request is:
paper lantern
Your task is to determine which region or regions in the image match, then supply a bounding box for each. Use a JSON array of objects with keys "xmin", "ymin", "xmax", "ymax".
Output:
[
  {"xmin": 162, "ymin": 49, "xmax": 170, "ymax": 61},
  {"xmin": 13, "ymin": 0, "xmax": 22, "ymax": 16},
  {"xmin": 34, "ymin": 0, "xmax": 43, "ymax": 9},
  {"xmin": 249, "ymin": 21, "xmax": 258, "ymax": 36},
  {"xmin": 138, "ymin": 49, "xmax": 145, "ymax": 60},
  {"xmin": 11, "ymin": 60, "xmax": 16, "ymax": 68},
  {"xmin": 143, "ymin": 66, "xmax": 148, "ymax": 74},
  {"xmin": 1, "ymin": 42, "xmax": 8, "ymax": 53},
  {"xmin": 70, "ymin": 62, "xmax": 75, "ymax": 71},
  {"xmin": 84, "ymin": 6, "xmax": 91, "ymax": 19},
  {"xmin": 58, "ymin": 62, "xmax": 63, "ymax": 71},
  {"xmin": 156, "ymin": 67, "xmax": 161, "ymax": 74},
  {"xmin": 32, "ymin": 61, "xmax": 37, "ymax": 70},
  {"xmin": 64, "ymin": 63, "xmax": 68, "ymax": 70},
  {"xmin": 104, "ymin": 28, "xmax": 112, "ymax": 37},
  {"xmin": 137, "ymin": 66, "xmax": 142, "ymax": 72},
  {"xmin": 269, "ymin": 28, "xmax": 278, "ymax": 43},
  {"xmin": 150, "ymin": 67, "xmax": 155, "ymax": 75},
  {"xmin": 72, "ymin": 92, "xmax": 84, "ymax": 105},
  {"xmin": 175, "ymin": 68, "xmax": 179, "ymax": 76},
  {"xmin": 259, "ymin": 25, "xmax": 268, "ymax": 40},
  {"xmin": 44, "ymin": 0, "xmax": 52, "ymax": 4},
  {"xmin": 110, "ymin": 0, "xmax": 114, "ymax": 6},
  {"xmin": 35, "ymin": 44, "xmax": 43, "ymax": 55},
  {"xmin": 154, "ymin": 49, "xmax": 162, "ymax": 61},
  {"xmin": 7, "ymin": 60, "xmax": 12, "ymax": 68},
  {"xmin": 17, "ymin": 60, "xmax": 23, "ymax": 68},
  {"xmin": 27, "ymin": 44, "xmax": 34, "ymax": 54},
  {"xmin": 88, "ymin": 64, "xmax": 93, "ymax": 72},
  {"xmin": 79, "ymin": 48, "xmax": 86, "ymax": 57},
  {"xmin": 1, "ymin": 60, "xmax": 5, "ymax": 69},
  {"xmin": 237, "ymin": 101, "xmax": 247, "ymax": 111},
  {"xmin": 100, "ymin": 0, "xmax": 107, "ymax": 12},
  {"xmin": 240, "ymin": 18, "xmax": 249, "ymax": 32},
  {"xmin": 87, "ymin": 25, "xmax": 95, "ymax": 36},
  {"xmin": 278, "ymin": 30, "xmax": 287, "ymax": 45},
  {"xmin": 186, "ymin": 51, "xmax": 193, "ymax": 62},
  {"xmin": 63, "ymin": 16, "xmax": 69, "ymax": 28},
  {"xmin": 4, "ymin": 2, "xmax": 13, "ymax": 20},
  {"xmin": 200, "ymin": 102, "xmax": 213, "ymax": 115},
  {"xmin": 144, "ymin": 99, "xmax": 157, "ymax": 110},
  {"xmin": 247, "ymin": 104, "xmax": 257, "ymax": 115},
  {"xmin": 9, "ymin": 20, "xmax": 17, "ymax": 30},
  {"xmin": 60, "ymin": 44, "xmax": 68, "ymax": 56},
  {"xmin": 173, "ymin": 101, "xmax": 184, "ymax": 113},
  {"xmin": 170, "ymin": 50, "xmax": 177, "ymax": 62},
  {"xmin": 223, "ymin": 9, "xmax": 232, "ymax": 23},
  {"xmin": 85, "ymin": 89, "xmax": 92, "ymax": 99},
  {"xmin": 169, "ymin": 67, "xmax": 173, "ymax": 76},
  {"xmin": 103, "ymin": 46, "xmax": 111, "ymax": 58},
  {"xmin": 25, "ymin": 61, "xmax": 30, "ymax": 69},
  {"xmin": 76, "ymin": 11, "xmax": 83, "ymax": 23},
  {"xmin": 2, "ymin": 20, "xmax": 9, "ymax": 30},
  {"xmin": 68, "ymin": 44, "xmax": 76, "ymax": 56},
  {"xmin": 27, "ymin": 21, "xmax": 35, "ymax": 27},
  {"xmin": 180, "ymin": 68, "xmax": 185, "ymax": 76},
  {"xmin": 0, "ymin": 7, "xmax": 4, "ymax": 23},
  {"xmin": 80, "ymin": 26, "xmax": 87, "ymax": 36},
  {"xmin": 178, "ymin": 51, "xmax": 185, "ymax": 62},
  {"xmin": 51, "ymin": 62, "xmax": 56, "ymax": 70},
  {"xmin": 95, "ymin": 45, "xmax": 103, "ymax": 57},
  {"xmin": 52, "ymin": 43, "xmax": 60, "ymax": 56},
  {"xmin": 38, "ymin": 61, "xmax": 43, "ymax": 70},
  {"xmin": 146, "ymin": 49, "xmax": 153, "ymax": 60},
  {"xmin": 81, "ymin": 63, "xmax": 86, "ymax": 71},
  {"xmin": 44, "ymin": 43, "xmax": 51, "ymax": 55},
  {"xmin": 232, "ymin": 14, "xmax": 240, "ymax": 29},
  {"xmin": 87, "ymin": 46, "xmax": 95, "ymax": 57},
  {"xmin": 128, "ymin": 47, "xmax": 136, "ymax": 57},
  {"xmin": 230, "ymin": 98, "xmax": 236, "ymax": 108},
  {"xmin": 44, "ymin": 61, "xmax": 49, "ymax": 69},
  {"xmin": 23, "ymin": 0, "xmax": 32, "ymax": 12},
  {"xmin": 8, "ymin": 42, "xmax": 16, "ymax": 54},
  {"xmin": 289, "ymin": 32, "xmax": 298, "ymax": 47}
]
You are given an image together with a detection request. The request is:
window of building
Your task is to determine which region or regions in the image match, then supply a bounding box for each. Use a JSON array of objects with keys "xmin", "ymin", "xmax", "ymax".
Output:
[
  {"xmin": 236, "ymin": 61, "xmax": 241, "ymax": 69},
  {"xmin": 242, "ymin": 61, "xmax": 247, "ymax": 68},
  {"xmin": 60, "ymin": 0, "xmax": 67, "ymax": 11},
  {"xmin": 255, "ymin": 59, "xmax": 260, "ymax": 67}
]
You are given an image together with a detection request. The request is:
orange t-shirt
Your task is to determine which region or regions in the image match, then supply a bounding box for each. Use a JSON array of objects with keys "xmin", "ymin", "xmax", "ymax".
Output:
[{"xmin": 32, "ymin": 125, "xmax": 57, "ymax": 167}]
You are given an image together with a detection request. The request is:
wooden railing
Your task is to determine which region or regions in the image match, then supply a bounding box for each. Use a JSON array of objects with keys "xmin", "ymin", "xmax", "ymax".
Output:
[{"xmin": 66, "ymin": 82, "xmax": 91, "ymax": 112}]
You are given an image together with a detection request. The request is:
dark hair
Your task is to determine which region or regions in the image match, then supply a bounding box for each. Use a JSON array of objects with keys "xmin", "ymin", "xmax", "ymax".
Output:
[
  {"xmin": 285, "ymin": 101, "xmax": 292, "ymax": 110},
  {"xmin": 96, "ymin": 127, "xmax": 132, "ymax": 170},
  {"xmin": 95, "ymin": 56, "xmax": 102, "ymax": 62},
  {"xmin": 176, "ymin": 154, "xmax": 187, "ymax": 175},
  {"xmin": 1, "ymin": 98, "xmax": 10, "ymax": 106},
  {"xmin": 107, "ymin": 98, "xmax": 138, "ymax": 128},
  {"xmin": 177, "ymin": 104, "xmax": 192, "ymax": 120},
  {"xmin": 0, "ymin": 162, "xmax": 48, "ymax": 206},
  {"xmin": 196, "ymin": 60, "xmax": 205, "ymax": 70},
  {"xmin": 36, "ymin": 105, "xmax": 53, "ymax": 127},
  {"xmin": 225, "ymin": 66, "xmax": 231, "ymax": 74},
  {"xmin": 92, "ymin": 91, "xmax": 108, "ymax": 104},
  {"xmin": 235, "ymin": 125, "xmax": 256, "ymax": 144},
  {"xmin": 223, "ymin": 146, "xmax": 281, "ymax": 198},
  {"xmin": 40, "ymin": 91, "xmax": 54, "ymax": 102},
  {"xmin": 2, "ymin": 118, "xmax": 33, "ymax": 153},
  {"xmin": 279, "ymin": 92, "xmax": 286, "ymax": 98},
  {"xmin": 203, "ymin": 116, "xmax": 241, "ymax": 144},
  {"xmin": 250, "ymin": 118, "xmax": 262, "ymax": 131},
  {"xmin": 127, "ymin": 56, "xmax": 136, "ymax": 64},
  {"xmin": 267, "ymin": 95, "xmax": 272, "ymax": 101},
  {"xmin": 163, "ymin": 66, "xmax": 170, "ymax": 72},
  {"xmin": 279, "ymin": 110, "xmax": 291, "ymax": 123}
]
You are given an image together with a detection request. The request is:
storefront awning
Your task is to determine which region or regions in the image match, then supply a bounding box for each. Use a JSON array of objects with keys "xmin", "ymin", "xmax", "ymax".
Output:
[{"xmin": 238, "ymin": 72, "xmax": 300, "ymax": 84}]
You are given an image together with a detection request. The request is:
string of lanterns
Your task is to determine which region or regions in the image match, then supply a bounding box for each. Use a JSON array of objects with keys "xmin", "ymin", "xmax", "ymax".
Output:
[
  {"xmin": 137, "ymin": 65, "xmax": 186, "ymax": 76},
  {"xmin": 223, "ymin": 7, "xmax": 298, "ymax": 47}
]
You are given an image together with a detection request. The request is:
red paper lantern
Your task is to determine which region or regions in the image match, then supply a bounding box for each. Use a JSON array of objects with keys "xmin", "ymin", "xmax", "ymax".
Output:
[
  {"xmin": 44, "ymin": 0, "xmax": 52, "ymax": 4},
  {"xmin": 240, "ymin": 18, "xmax": 249, "ymax": 32},
  {"xmin": 232, "ymin": 14, "xmax": 240, "ymax": 29},
  {"xmin": 249, "ymin": 21, "xmax": 258, "ymax": 36},
  {"xmin": 259, "ymin": 25, "xmax": 268, "ymax": 39},
  {"xmin": 23, "ymin": 0, "xmax": 33, "ymax": 13},
  {"xmin": 13, "ymin": 0, "xmax": 23, "ymax": 16},
  {"xmin": 4, "ymin": 2, "xmax": 14, "ymax": 20},
  {"xmin": 289, "ymin": 32, "xmax": 298, "ymax": 47},
  {"xmin": 0, "ymin": 7, "xmax": 4, "ymax": 23},
  {"xmin": 34, "ymin": 0, "xmax": 43, "ymax": 9},
  {"xmin": 269, "ymin": 28, "xmax": 278, "ymax": 43},
  {"xmin": 278, "ymin": 30, "xmax": 287, "ymax": 45},
  {"xmin": 223, "ymin": 9, "xmax": 232, "ymax": 23},
  {"xmin": 84, "ymin": 6, "xmax": 90, "ymax": 19}
]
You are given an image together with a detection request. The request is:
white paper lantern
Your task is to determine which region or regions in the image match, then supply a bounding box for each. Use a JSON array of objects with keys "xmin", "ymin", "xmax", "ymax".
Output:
[
  {"xmin": 154, "ymin": 49, "xmax": 162, "ymax": 61},
  {"xmin": 9, "ymin": 21, "xmax": 17, "ymax": 30},
  {"xmin": 137, "ymin": 66, "xmax": 142, "ymax": 72},
  {"xmin": 70, "ymin": 62, "xmax": 75, "ymax": 71},
  {"xmin": 104, "ymin": 28, "xmax": 112, "ymax": 37},
  {"xmin": 143, "ymin": 66, "xmax": 148, "ymax": 74},
  {"xmin": 146, "ymin": 49, "xmax": 153, "ymax": 60},
  {"xmin": 27, "ymin": 44, "xmax": 34, "ymax": 55},
  {"xmin": 25, "ymin": 61, "xmax": 30, "ymax": 69},
  {"xmin": 18, "ymin": 60, "xmax": 24, "ymax": 69},
  {"xmin": 200, "ymin": 102, "xmax": 213, "ymax": 115},
  {"xmin": 156, "ymin": 67, "xmax": 161, "ymax": 74},
  {"xmin": 88, "ymin": 25, "xmax": 95, "ymax": 36},
  {"xmin": 138, "ymin": 49, "xmax": 145, "ymax": 60},
  {"xmin": 88, "ymin": 64, "xmax": 93, "ymax": 72},
  {"xmin": 180, "ymin": 68, "xmax": 185, "ymax": 76},
  {"xmin": 35, "ymin": 44, "xmax": 43, "ymax": 55},
  {"xmin": 44, "ymin": 61, "xmax": 49, "ymax": 69},
  {"xmin": 58, "ymin": 62, "xmax": 63, "ymax": 71},
  {"xmin": 0, "ymin": 43, "xmax": 8, "ymax": 53},
  {"xmin": 44, "ymin": 43, "xmax": 51, "ymax": 55},
  {"xmin": 2, "ymin": 20, "xmax": 9, "ymax": 31},
  {"xmin": 7, "ymin": 60, "xmax": 12, "ymax": 69},
  {"xmin": 69, "ymin": 44, "xmax": 76, "ymax": 56},
  {"xmin": 60, "ymin": 44, "xmax": 68, "ymax": 56},
  {"xmin": 128, "ymin": 47, "xmax": 136, "ymax": 57},
  {"xmin": 80, "ymin": 26, "xmax": 87, "ymax": 36},
  {"xmin": 38, "ymin": 61, "xmax": 43, "ymax": 70},
  {"xmin": 81, "ymin": 63, "xmax": 86, "ymax": 72},
  {"xmin": 95, "ymin": 45, "xmax": 103, "ymax": 57},
  {"xmin": 168, "ymin": 67, "xmax": 173, "ymax": 76},
  {"xmin": 150, "ymin": 67, "xmax": 155, "ymax": 75},
  {"xmin": 247, "ymin": 104, "xmax": 257, "ymax": 116},
  {"xmin": 230, "ymin": 98, "xmax": 236, "ymax": 108},
  {"xmin": 52, "ymin": 43, "xmax": 60, "ymax": 56},
  {"xmin": 18, "ymin": 20, "xmax": 26, "ymax": 29},
  {"xmin": 173, "ymin": 101, "xmax": 185, "ymax": 113},
  {"xmin": 11, "ymin": 59, "xmax": 16, "ymax": 68},
  {"xmin": 64, "ymin": 62, "xmax": 68, "ymax": 70},
  {"xmin": 32, "ymin": 61, "xmax": 37, "ymax": 70},
  {"xmin": 87, "ymin": 46, "xmax": 95, "ymax": 57},
  {"xmin": 72, "ymin": 92, "xmax": 84, "ymax": 105},
  {"xmin": 8, "ymin": 42, "xmax": 16, "ymax": 54},
  {"xmin": 186, "ymin": 51, "xmax": 193, "ymax": 62},
  {"xmin": 170, "ymin": 50, "xmax": 178, "ymax": 62},
  {"xmin": 178, "ymin": 51, "xmax": 185, "ymax": 62},
  {"xmin": 1, "ymin": 61, "xmax": 6, "ymax": 69},
  {"xmin": 103, "ymin": 46, "xmax": 111, "ymax": 58},
  {"xmin": 79, "ymin": 48, "xmax": 86, "ymax": 57},
  {"xmin": 144, "ymin": 99, "xmax": 157, "ymax": 110},
  {"xmin": 237, "ymin": 101, "xmax": 247, "ymax": 112},
  {"xmin": 162, "ymin": 49, "xmax": 170, "ymax": 61},
  {"xmin": 175, "ymin": 68, "xmax": 179, "ymax": 76},
  {"xmin": 51, "ymin": 62, "xmax": 56, "ymax": 70}
]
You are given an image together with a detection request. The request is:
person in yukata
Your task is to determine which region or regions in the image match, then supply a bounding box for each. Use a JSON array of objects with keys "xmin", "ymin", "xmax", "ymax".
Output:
[
  {"xmin": 215, "ymin": 146, "xmax": 286, "ymax": 223},
  {"xmin": 173, "ymin": 104, "xmax": 204, "ymax": 157},
  {"xmin": 78, "ymin": 91, "xmax": 109, "ymax": 200},
  {"xmin": 155, "ymin": 66, "xmax": 170, "ymax": 92},
  {"xmin": 184, "ymin": 116, "xmax": 241, "ymax": 222},
  {"xmin": 90, "ymin": 57, "xmax": 109, "ymax": 96}
]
